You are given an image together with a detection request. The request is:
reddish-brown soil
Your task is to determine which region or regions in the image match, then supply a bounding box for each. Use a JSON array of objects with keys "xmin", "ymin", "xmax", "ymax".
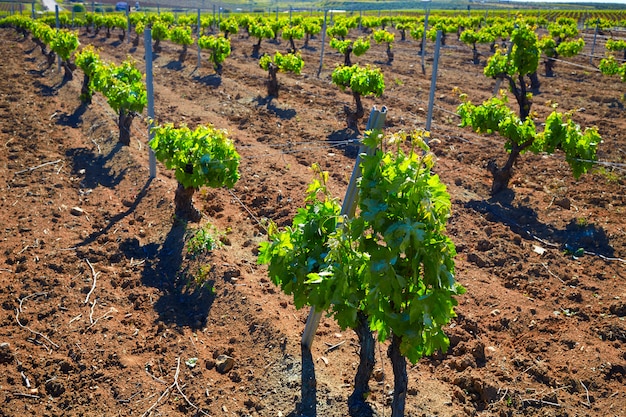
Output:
[{"xmin": 0, "ymin": 22, "xmax": 625, "ymax": 417}]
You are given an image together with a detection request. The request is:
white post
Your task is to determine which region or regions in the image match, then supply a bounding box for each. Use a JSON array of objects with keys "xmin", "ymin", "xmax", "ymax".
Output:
[
  {"xmin": 55, "ymin": 5, "xmax": 61, "ymax": 73},
  {"xmin": 301, "ymin": 106, "xmax": 388, "ymax": 349},
  {"xmin": 197, "ymin": 8, "xmax": 202, "ymax": 68},
  {"xmin": 145, "ymin": 28, "xmax": 157, "ymax": 179},
  {"xmin": 126, "ymin": 7, "xmax": 131, "ymax": 44},
  {"xmin": 421, "ymin": 8, "xmax": 429, "ymax": 75},
  {"xmin": 316, "ymin": 9, "xmax": 327, "ymax": 78},
  {"xmin": 590, "ymin": 19, "xmax": 599, "ymax": 66},
  {"xmin": 425, "ymin": 30, "xmax": 442, "ymax": 135}
]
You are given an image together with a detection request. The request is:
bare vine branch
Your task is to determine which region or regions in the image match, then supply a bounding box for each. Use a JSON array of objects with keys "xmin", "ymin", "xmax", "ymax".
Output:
[
  {"xmin": 83, "ymin": 259, "xmax": 100, "ymax": 305},
  {"xmin": 15, "ymin": 292, "xmax": 59, "ymax": 350}
]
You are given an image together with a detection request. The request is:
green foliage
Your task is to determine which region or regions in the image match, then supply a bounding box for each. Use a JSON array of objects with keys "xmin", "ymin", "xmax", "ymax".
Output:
[
  {"xmin": 460, "ymin": 28, "xmax": 495, "ymax": 46},
  {"xmin": 220, "ymin": 17, "xmax": 239, "ymax": 36},
  {"xmin": 330, "ymin": 37, "xmax": 370, "ymax": 57},
  {"xmin": 33, "ymin": 21, "xmax": 56, "ymax": 44},
  {"xmin": 92, "ymin": 58, "xmax": 147, "ymax": 114},
  {"xmin": 149, "ymin": 123, "xmax": 240, "ymax": 190},
  {"xmin": 330, "ymin": 37, "xmax": 351, "ymax": 54},
  {"xmin": 485, "ymin": 23, "xmax": 539, "ymax": 78},
  {"xmin": 599, "ymin": 55, "xmax": 626, "ymax": 82},
  {"xmin": 357, "ymin": 130, "xmax": 463, "ymax": 363},
  {"xmin": 373, "ymin": 29, "xmax": 394, "ymax": 45},
  {"xmin": 259, "ymin": 51, "xmax": 304, "ymax": 75},
  {"xmin": 159, "ymin": 12, "xmax": 175, "ymax": 25},
  {"xmin": 606, "ymin": 38, "xmax": 626, "ymax": 53},
  {"xmin": 186, "ymin": 224, "xmax": 219, "ymax": 258},
  {"xmin": 249, "ymin": 22, "xmax": 274, "ymax": 41},
  {"xmin": 176, "ymin": 15, "xmax": 195, "ymax": 27},
  {"xmin": 547, "ymin": 18, "xmax": 578, "ymax": 41},
  {"xmin": 170, "ymin": 25, "xmax": 193, "ymax": 47},
  {"xmin": 50, "ymin": 29, "xmax": 79, "ymax": 62},
  {"xmin": 134, "ymin": 20, "xmax": 145, "ymax": 35},
  {"xmin": 258, "ymin": 164, "xmax": 343, "ymax": 311},
  {"xmin": 302, "ymin": 19, "xmax": 321, "ymax": 36},
  {"xmin": 198, "ymin": 35, "xmax": 231, "ymax": 71},
  {"xmin": 104, "ymin": 15, "xmax": 127, "ymax": 32},
  {"xmin": 282, "ymin": 25, "xmax": 304, "ymax": 41},
  {"xmin": 556, "ymin": 38, "xmax": 585, "ymax": 58},
  {"xmin": 259, "ymin": 131, "xmax": 463, "ymax": 364},
  {"xmin": 409, "ymin": 25, "xmax": 424, "ymax": 41},
  {"xmin": 539, "ymin": 111, "xmax": 601, "ymax": 178},
  {"xmin": 75, "ymin": 45, "xmax": 101, "ymax": 100},
  {"xmin": 538, "ymin": 36, "xmax": 557, "ymax": 57},
  {"xmin": 352, "ymin": 37, "xmax": 371, "ymax": 56},
  {"xmin": 327, "ymin": 23, "xmax": 348, "ymax": 39},
  {"xmin": 72, "ymin": 4, "xmax": 86, "ymax": 13},
  {"xmin": 457, "ymin": 92, "xmax": 600, "ymax": 179},
  {"xmin": 331, "ymin": 64, "xmax": 384, "ymax": 98},
  {"xmin": 151, "ymin": 19, "xmax": 170, "ymax": 41}
]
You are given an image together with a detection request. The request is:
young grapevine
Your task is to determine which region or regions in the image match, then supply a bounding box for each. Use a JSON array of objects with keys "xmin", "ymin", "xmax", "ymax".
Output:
[
  {"xmin": 198, "ymin": 35, "xmax": 231, "ymax": 75},
  {"xmin": 331, "ymin": 64, "xmax": 384, "ymax": 132},
  {"xmin": 259, "ymin": 51, "xmax": 304, "ymax": 97},
  {"xmin": 92, "ymin": 58, "xmax": 147, "ymax": 146},
  {"xmin": 149, "ymin": 123, "xmax": 240, "ymax": 221}
]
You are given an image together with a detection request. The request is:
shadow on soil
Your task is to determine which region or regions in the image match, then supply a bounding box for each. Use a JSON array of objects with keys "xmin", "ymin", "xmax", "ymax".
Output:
[
  {"xmin": 192, "ymin": 73, "xmax": 222, "ymax": 87},
  {"xmin": 163, "ymin": 60, "xmax": 183, "ymax": 71},
  {"xmin": 466, "ymin": 190, "xmax": 615, "ymax": 257},
  {"xmin": 66, "ymin": 142, "xmax": 126, "ymax": 189},
  {"xmin": 76, "ymin": 176, "xmax": 152, "ymax": 249},
  {"xmin": 255, "ymin": 96, "xmax": 297, "ymax": 120},
  {"xmin": 327, "ymin": 128, "xmax": 360, "ymax": 158},
  {"xmin": 138, "ymin": 218, "xmax": 216, "ymax": 330},
  {"xmin": 33, "ymin": 79, "xmax": 58, "ymax": 96},
  {"xmin": 57, "ymin": 102, "xmax": 89, "ymax": 128}
]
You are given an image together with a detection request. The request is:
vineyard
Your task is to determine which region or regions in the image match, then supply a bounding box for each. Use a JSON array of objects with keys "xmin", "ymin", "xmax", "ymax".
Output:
[{"xmin": 0, "ymin": 5, "xmax": 625, "ymax": 417}]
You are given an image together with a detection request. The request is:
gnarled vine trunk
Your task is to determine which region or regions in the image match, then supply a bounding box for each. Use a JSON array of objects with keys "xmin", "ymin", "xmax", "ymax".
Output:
[
  {"xmin": 486, "ymin": 73, "xmax": 535, "ymax": 194},
  {"xmin": 80, "ymin": 73, "xmax": 92, "ymax": 104},
  {"xmin": 345, "ymin": 92, "xmax": 364, "ymax": 133},
  {"xmin": 388, "ymin": 334, "xmax": 407, "ymax": 417},
  {"xmin": 344, "ymin": 45, "xmax": 353, "ymax": 66},
  {"xmin": 179, "ymin": 44, "xmax": 188, "ymax": 63},
  {"xmin": 471, "ymin": 44, "xmax": 480, "ymax": 65},
  {"xmin": 528, "ymin": 71, "xmax": 541, "ymax": 95},
  {"xmin": 288, "ymin": 36, "xmax": 297, "ymax": 54},
  {"xmin": 386, "ymin": 44, "xmax": 394, "ymax": 65},
  {"xmin": 348, "ymin": 312, "xmax": 376, "ymax": 417},
  {"xmin": 118, "ymin": 108, "xmax": 134, "ymax": 146},
  {"xmin": 61, "ymin": 61, "xmax": 75, "ymax": 82},
  {"xmin": 46, "ymin": 50, "xmax": 56, "ymax": 68},
  {"xmin": 174, "ymin": 183, "xmax": 201, "ymax": 222},
  {"xmin": 544, "ymin": 57, "xmax": 556, "ymax": 77},
  {"xmin": 252, "ymin": 38, "xmax": 262, "ymax": 58},
  {"xmin": 266, "ymin": 62, "xmax": 279, "ymax": 97}
]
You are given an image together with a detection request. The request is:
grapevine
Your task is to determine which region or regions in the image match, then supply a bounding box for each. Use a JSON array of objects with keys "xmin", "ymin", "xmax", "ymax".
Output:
[
  {"xmin": 331, "ymin": 64, "xmax": 384, "ymax": 132},
  {"xmin": 92, "ymin": 58, "xmax": 147, "ymax": 146},
  {"xmin": 50, "ymin": 29, "xmax": 80, "ymax": 81},
  {"xmin": 373, "ymin": 29, "xmax": 394, "ymax": 64},
  {"xmin": 75, "ymin": 45, "xmax": 101, "ymax": 103},
  {"xmin": 169, "ymin": 25, "xmax": 193, "ymax": 63},
  {"xmin": 198, "ymin": 35, "xmax": 231, "ymax": 75},
  {"xmin": 150, "ymin": 123, "xmax": 240, "ymax": 221},
  {"xmin": 259, "ymin": 130, "xmax": 463, "ymax": 417},
  {"xmin": 259, "ymin": 51, "xmax": 304, "ymax": 97}
]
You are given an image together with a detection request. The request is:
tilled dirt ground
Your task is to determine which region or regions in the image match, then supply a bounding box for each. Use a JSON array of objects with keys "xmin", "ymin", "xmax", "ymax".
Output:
[{"xmin": 0, "ymin": 21, "xmax": 625, "ymax": 417}]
